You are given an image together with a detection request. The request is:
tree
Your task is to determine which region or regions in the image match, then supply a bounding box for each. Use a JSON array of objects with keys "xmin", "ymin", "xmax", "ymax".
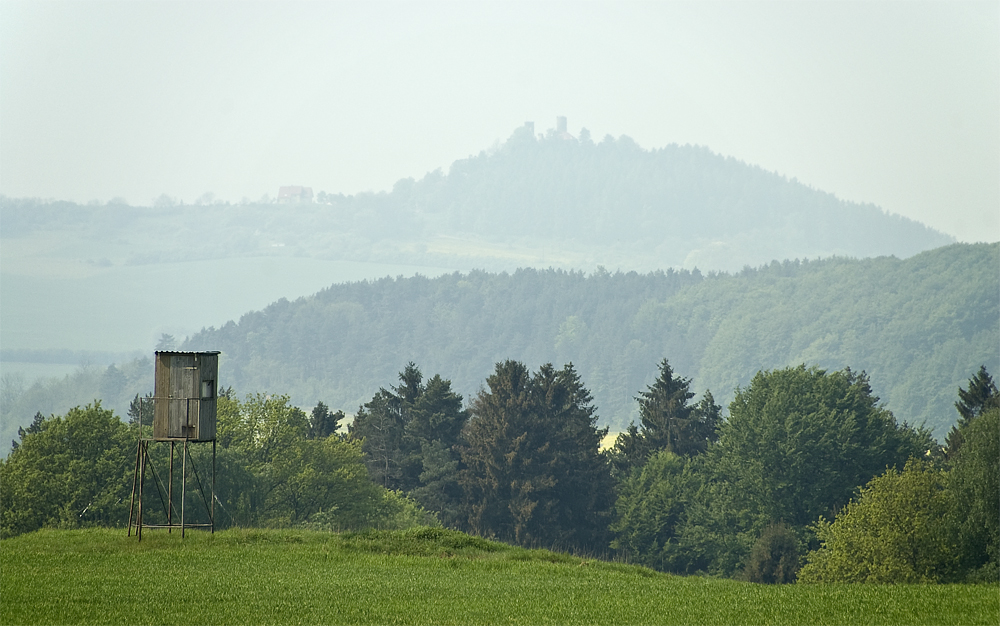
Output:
[
  {"xmin": 744, "ymin": 523, "xmax": 800, "ymax": 584},
  {"xmin": 798, "ymin": 460, "xmax": 960, "ymax": 583},
  {"xmin": 610, "ymin": 359, "xmax": 720, "ymax": 475},
  {"xmin": 0, "ymin": 402, "xmax": 133, "ymax": 538},
  {"xmin": 949, "ymin": 406, "xmax": 999, "ymax": 580},
  {"xmin": 266, "ymin": 436, "xmax": 387, "ymax": 527},
  {"xmin": 99, "ymin": 364, "xmax": 127, "ymax": 405},
  {"xmin": 155, "ymin": 333, "xmax": 176, "ymax": 351},
  {"xmin": 945, "ymin": 365, "xmax": 998, "ymax": 456},
  {"xmin": 659, "ymin": 365, "xmax": 937, "ymax": 577},
  {"xmin": 349, "ymin": 388, "xmax": 406, "ymax": 489},
  {"xmin": 127, "ymin": 393, "xmax": 153, "ymax": 433},
  {"xmin": 714, "ymin": 365, "xmax": 933, "ymax": 531},
  {"xmin": 308, "ymin": 401, "xmax": 344, "ymax": 439},
  {"xmin": 10, "ymin": 411, "xmax": 43, "ymax": 452},
  {"xmin": 406, "ymin": 374, "xmax": 467, "ymax": 449},
  {"xmin": 350, "ymin": 364, "xmax": 468, "ymax": 499},
  {"xmin": 217, "ymin": 392, "xmax": 309, "ymax": 466},
  {"xmin": 610, "ymin": 450, "xmax": 701, "ymax": 571},
  {"xmin": 212, "ymin": 392, "xmax": 395, "ymax": 529},
  {"xmin": 460, "ymin": 361, "xmax": 613, "ymax": 551}
]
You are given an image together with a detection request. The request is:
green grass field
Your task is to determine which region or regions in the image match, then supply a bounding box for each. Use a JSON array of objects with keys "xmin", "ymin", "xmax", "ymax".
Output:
[{"xmin": 1, "ymin": 528, "xmax": 996, "ymax": 625}]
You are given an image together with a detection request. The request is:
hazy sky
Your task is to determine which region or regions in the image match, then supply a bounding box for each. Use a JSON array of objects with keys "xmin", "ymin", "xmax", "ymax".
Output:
[{"xmin": 2, "ymin": 1, "xmax": 997, "ymax": 243}]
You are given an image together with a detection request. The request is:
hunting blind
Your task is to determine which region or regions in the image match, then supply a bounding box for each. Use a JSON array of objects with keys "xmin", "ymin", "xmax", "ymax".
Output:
[
  {"xmin": 153, "ymin": 351, "xmax": 219, "ymax": 441},
  {"xmin": 129, "ymin": 350, "xmax": 221, "ymax": 540}
]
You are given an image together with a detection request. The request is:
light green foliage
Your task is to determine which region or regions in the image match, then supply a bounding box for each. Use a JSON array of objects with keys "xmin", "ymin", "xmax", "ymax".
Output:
[
  {"xmin": 216, "ymin": 392, "xmax": 308, "ymax": 464},
  {"xmin": 949, "ymin": 407, "xmax": 999, "ymax": 580},
  {"xmin": 799, "ymin": 460, "xmax": 960, "ymax": 583},
  {"xmin": 2, "ymin": 528, "xmax": 995, "ymax": 625},
  {"xmin": 210, "ymin": 392, "xmax": 419, "ymax": 531},
  {"xmin": 0, "ymin": 402, "xmax": 133, "ymax": 538}
]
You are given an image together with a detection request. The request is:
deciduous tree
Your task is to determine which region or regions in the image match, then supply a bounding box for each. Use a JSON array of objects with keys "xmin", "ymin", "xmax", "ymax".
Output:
[
  {"xmin": 0, "ymin": 402, "xmax": 133, "ymax": 538},
  {"xmin": 798, "ymin": 460, "xmax": 960, "ymax": 583}
]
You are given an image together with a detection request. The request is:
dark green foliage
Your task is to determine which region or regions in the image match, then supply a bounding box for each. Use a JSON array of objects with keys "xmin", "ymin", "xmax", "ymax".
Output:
[
  {"xmin": 955, "ymin": 365, "xmax": 999, "ymax": 421},
  {"xmin": 126, "ymin": 392, "xmax": 153, "ymax": 432},
  {"xmin": 744, "ymin": 523, "xmax": 801, "ymax": 584},
  {"xmin": 307, "ymin": 401, "xmax": 343, "ymax": 439},
  {"xmin": 636, "ymin": 365, "xmax": 938, "ymax": 577},
  {"xmin": 609, "ymin": 450, "xmax": 702, "ymax": 571},
  {"xmin": 949, "ymin": 406, "xmax": 1000, "ymax": 581},
  {"xmin": 714, "ymin": 366, "xmax": 933, "ymax": 531},
  {"xmin": 610, "ymin": 359, "xmax": 719, "ymax": 475},
  {"xmin": 0, "ymin": 403, "xmax": 133, "ymax": 538},
  {"xmin": 946, "ymin": 365, "xmax": 998, "ymax": 456},
  {"xmin": 460, "ymin": 361, "xmax": 614, "ymax": 551},
  {"xmin": 350, "ymin": 389, "xmax": 406, "ymax": 488},
  {"xmin": 349, "ymin": 363, "xmax": 468, "ymax": 499},
  {"xmin": 9, "ymin": 411, "xmax": 42, "ymax": 452}
]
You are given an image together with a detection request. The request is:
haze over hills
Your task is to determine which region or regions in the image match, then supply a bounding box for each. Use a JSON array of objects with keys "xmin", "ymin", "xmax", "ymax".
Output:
[
  {"xmin": 0, "ymin": 123, "xmax": 980, "ymax": 452},
  {"xmin": 2, "ymin": 122, "xmax": 952, "ymax": 277},
  {"xmin": 176, "ymin": 242, "xmax": 997, "ymax": 442}
]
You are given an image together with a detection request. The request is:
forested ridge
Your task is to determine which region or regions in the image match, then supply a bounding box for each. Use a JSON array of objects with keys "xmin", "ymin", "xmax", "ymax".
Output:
[{"xmin": 174, "ymin": 242, "xmax": 998, "ymax": 440}]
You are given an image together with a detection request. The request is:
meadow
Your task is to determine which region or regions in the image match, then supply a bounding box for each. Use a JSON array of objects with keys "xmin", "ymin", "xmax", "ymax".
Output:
[{"xmin": 1, "ymin": 528, "xmax": 995, "ymax": 625}]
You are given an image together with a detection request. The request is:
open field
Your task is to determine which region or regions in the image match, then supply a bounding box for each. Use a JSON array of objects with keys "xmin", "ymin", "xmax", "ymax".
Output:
[{"xmin": 1, "ymin": 528, "xmax": 995, "ymax": 625}]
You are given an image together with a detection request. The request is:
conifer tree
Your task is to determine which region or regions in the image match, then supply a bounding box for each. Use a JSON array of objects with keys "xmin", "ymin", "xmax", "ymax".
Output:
[
  {"xmin": 460, "ymin": 361, "xmax": 613, "ymax": 551},
  {"xmin": 946, "ymin": 365, "xmax": 998, "ymax": 456},
  {"xmin": 610, "ymin": 359, "xmax": 720, "ymax": 475}
]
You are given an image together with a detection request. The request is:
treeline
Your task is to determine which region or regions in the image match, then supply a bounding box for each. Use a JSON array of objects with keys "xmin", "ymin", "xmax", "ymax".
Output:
[
  {"xmin": 0, "ymin": 392, "xmax": 436, "ymax": 539},
  {"xmin": 3, "ymin": 360, "xmax": 996, "ymax": 584},
  {"xmin": 181, "ymin": 242, "xmax": 997, "ymax": 440}
]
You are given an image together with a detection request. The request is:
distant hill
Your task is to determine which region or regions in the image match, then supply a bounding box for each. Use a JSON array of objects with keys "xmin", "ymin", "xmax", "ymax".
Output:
[
  {"xmin": 177, "ymin": 243, "xmax": 998, "ymax": 441},
  {"xmin": 0, "ymin": 124, "xmax": 952, "ymax": 274},
  {"xmin": 374, "ymin": 123, "xmax": 954, "ymax": 271},
  {"xmin": 0, "ymin": 124, "xmax": 970, "ymax": 451}
]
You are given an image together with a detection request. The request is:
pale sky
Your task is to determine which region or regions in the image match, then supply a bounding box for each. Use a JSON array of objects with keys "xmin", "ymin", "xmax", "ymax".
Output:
[{"xmin": 2, "ymin": 0, "xmax": 997, "ymax": 243}]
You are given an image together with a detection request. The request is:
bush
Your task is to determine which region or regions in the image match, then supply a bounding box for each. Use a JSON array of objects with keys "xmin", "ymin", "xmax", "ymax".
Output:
[
  {"xmin": 744, "ymin": 523, "xmax": 800, "ymax": 584},
  {"xmin": 798, "ymin": 460, "xmax": 960, "ymax": 583}
]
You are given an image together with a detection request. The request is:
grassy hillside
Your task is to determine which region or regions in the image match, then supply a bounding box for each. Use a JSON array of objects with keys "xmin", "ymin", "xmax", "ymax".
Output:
[{"xmin": 2, "ymin": 528, "xmax": 994, "ymax": 625}]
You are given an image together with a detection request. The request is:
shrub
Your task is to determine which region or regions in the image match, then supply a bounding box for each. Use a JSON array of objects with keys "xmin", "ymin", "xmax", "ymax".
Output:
[{"xmin": 744, "ymin": 523, "xmax": 800, "ymax": 584}]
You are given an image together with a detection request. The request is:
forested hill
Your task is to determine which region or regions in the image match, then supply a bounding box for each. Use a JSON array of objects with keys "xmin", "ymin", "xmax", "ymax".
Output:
[
  {"xmin": 370, "ymin": 123, "xmax": 952, "ymax": 271},
  {"xmin": 183, "ymin": 242, "xmax": 998, "ymax": 440},
  {"xmin": 2, "ymin": 124, "xmax": 951, "ymax": 273}
]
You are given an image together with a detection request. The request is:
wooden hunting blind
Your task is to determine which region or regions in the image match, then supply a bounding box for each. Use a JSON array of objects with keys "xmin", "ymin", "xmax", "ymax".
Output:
[
  {"xmin": 130, "ymin": 350, "xmax": 221, "ymax": 540},
  {"xmin": 153, "ymin": 351, "xmax": 219, "ymax": 441}
]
